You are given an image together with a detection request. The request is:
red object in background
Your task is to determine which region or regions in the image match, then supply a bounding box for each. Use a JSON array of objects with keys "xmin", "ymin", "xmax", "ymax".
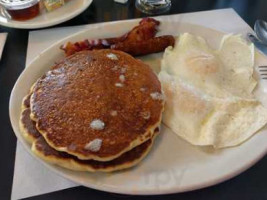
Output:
[
  {"xmin": 0, "ymin": 0, "xmax": 40, "ymax": 21},
  {"xmin": 6, "ymin": 2, "xmax": 40, "ymax": 21}
]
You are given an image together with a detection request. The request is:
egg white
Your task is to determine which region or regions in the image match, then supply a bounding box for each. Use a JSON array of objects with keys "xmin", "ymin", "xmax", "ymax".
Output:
[{"xmin": 160, "ymin": 33, "xmax": 267, "ymax": 148}]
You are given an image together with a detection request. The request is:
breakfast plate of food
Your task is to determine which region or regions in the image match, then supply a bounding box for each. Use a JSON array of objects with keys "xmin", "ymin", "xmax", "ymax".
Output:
[
  {"xmin": 0, "ymin": 0, "xmax": 92, "ymax": 29},
  {"xmin": 9, "ymin": 17, "xmax": 267, "ymax": 194}
]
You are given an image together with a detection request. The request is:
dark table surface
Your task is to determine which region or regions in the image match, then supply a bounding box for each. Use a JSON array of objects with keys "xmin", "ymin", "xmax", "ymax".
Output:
[{"xmin": 1, "ymin": 0, "xmax": 267, "ymax": 200}]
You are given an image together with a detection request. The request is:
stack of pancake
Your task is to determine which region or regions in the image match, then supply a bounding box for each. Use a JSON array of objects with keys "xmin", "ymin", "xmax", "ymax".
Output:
[{"xmin": 19, "ymin": 49, "xmax": 164, "ymax": 172}]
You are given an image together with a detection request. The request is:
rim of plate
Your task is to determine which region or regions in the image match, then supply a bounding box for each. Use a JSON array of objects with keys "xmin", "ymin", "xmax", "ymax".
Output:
[
  {"xmin": 9, "ymin": 20, "xmax": 267, "ymax": 195},
  {"xmin": 0, "ymin": 0, "xmax": 92, "ymax": 29}
]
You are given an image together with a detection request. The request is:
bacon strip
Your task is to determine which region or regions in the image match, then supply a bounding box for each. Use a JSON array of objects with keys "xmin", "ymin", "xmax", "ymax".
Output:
[
  {"xmin": 111, "ymin": 36, "xmax": 175, "ymax": 56},
  {"xmin": 121, "ymin": 17, "xmax": 159, "ymax": 43},
  {"xmin": 60, "ymin": 18, "xmax": 175, "ymax": 57}
]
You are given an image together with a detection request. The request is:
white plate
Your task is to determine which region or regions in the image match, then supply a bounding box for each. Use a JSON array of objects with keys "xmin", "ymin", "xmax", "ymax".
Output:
[
  {"xmin": 9, "ymin": 20, "xmax": 267, "ymax": 195},
  {"xmin": 0, "ymin": 0, "xmax": 92, "ymax": 29}
]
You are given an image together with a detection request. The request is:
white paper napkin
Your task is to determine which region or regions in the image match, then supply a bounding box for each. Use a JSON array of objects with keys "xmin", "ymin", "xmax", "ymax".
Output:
[
  {"xmin": 0, "ymin": 33, "xmax": 7, "ymax": 60},
  {"xmin": 11, "ymin": 8, "xmax": 254, "ymax": 200}
]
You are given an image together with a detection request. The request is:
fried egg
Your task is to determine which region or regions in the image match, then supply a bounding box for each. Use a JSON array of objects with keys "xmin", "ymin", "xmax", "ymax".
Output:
[{"xmin": 159, "ymin": 33, "xmax": 267, "ymax": 148}]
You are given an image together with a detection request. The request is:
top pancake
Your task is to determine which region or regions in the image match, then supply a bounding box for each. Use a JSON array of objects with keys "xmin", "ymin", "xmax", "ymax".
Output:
[{"xmin": 30, "ymin": 49, "xmax": 164, "ymax": 161}]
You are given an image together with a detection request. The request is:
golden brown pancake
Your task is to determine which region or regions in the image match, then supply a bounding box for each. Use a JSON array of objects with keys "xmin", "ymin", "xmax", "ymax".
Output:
[
  {"xmin": 22, "ymin": 94, "xmax": 31, "ymax": 109},
  {"xmin": 30, "ymin": 49, "xmax": 164, "ymax": 161},
  {"xmin": 20, "ymin": 98, "xmax": 159, "ymax": 171},
  {"xmin": 32, "ymin": 131, "xmax": 158, "ymax": 172},
  {"xmin": 20, "ymin": 93, "xmax": 41, "ymax": 143},
  {"xmin": 20, "ymin": 107, "xmax": 41, "ymax": 143}
]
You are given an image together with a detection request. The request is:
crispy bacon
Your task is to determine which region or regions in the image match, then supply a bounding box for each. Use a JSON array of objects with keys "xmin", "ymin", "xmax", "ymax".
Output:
[
  {"xmin": 60, "ymin": 18, "xmax": 175, "ymax": 57},
  {"xmin": 121, "ymin": 17, "xmax": 159, "ymax": 43},
  {"xmin": 61, "ymin": 39, "xmax": 108, "ymax": 56},
  {"xmin": 111, "ymin": 36, "xmax": 175, "ymax": 56}
]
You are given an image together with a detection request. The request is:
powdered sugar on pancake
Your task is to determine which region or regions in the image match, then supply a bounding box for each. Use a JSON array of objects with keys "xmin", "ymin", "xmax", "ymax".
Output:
[
  {"xmin": 85, "ymin": 139, "xmax": 102, "ymax": 152},
  {"xmin": 115, "ymin": 83, "xmax": 124, "ymax": 87},
  {"xmin": 107, "ymin": 53, "xmax": 118, "ymax": 60},
  {"xmin": 121, "ymin": 67, "xmax": 127, "ymax": 74},
  {"xmin": 140, "ymin": 87, "xmax": 146, "ymax": 92},
  {"xmin": 119, "ymin": 74, "xmax": 125, "ymax": 82},
  {"xmin": 150, "ymin": 92, "xmax": 164, "ymax": 100},
  {"xmin": 90, "ymin": 119, "xmax": 105, "ymax": 130}
]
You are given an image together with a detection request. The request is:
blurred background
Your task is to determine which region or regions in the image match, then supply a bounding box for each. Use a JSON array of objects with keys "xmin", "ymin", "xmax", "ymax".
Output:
[{"xmin": 59, "ymin": 0, "xmax": 267, "ymax": 28}]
